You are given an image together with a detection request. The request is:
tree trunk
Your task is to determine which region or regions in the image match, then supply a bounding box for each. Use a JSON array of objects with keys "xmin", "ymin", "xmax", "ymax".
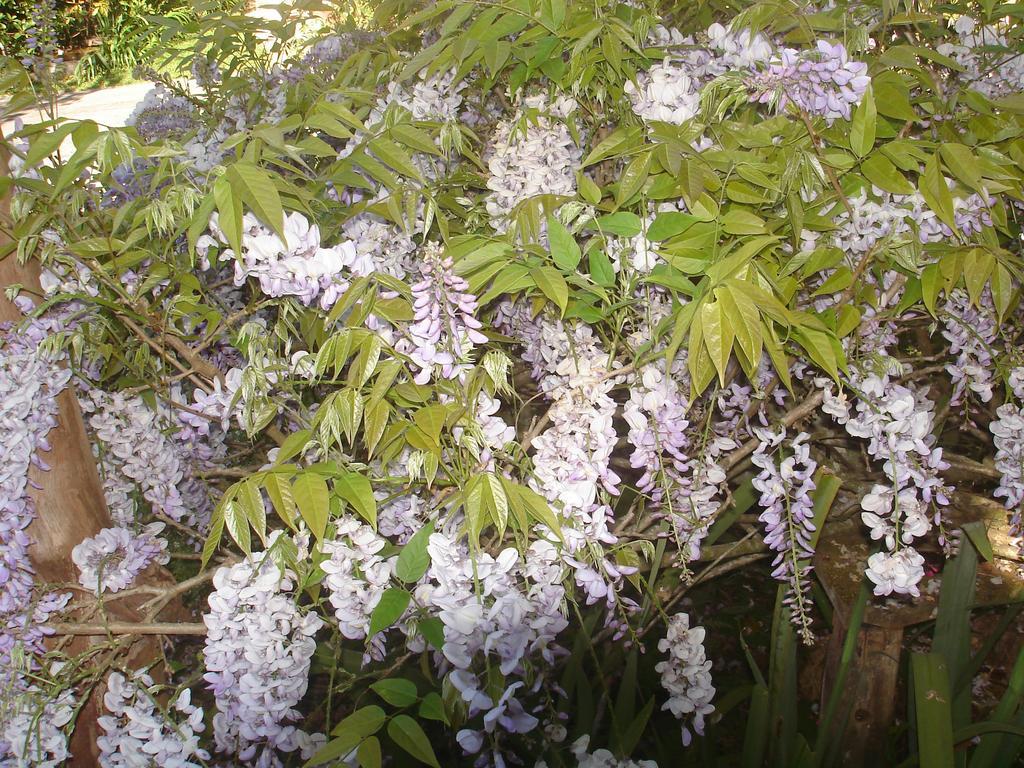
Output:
[{"xmin": 1, "ymin": 128, "xmax": 179, "ymax": 767}]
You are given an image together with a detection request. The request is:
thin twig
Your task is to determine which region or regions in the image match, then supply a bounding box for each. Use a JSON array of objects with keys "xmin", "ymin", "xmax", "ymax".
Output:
[{"xmin": 49, "ymin": 622, "xmax": 207, "ymax": 636}]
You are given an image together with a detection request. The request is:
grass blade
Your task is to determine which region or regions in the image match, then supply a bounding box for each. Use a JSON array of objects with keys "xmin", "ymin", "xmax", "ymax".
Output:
[
  {"xmin": 970, "ymin": 644, "xmax": 1024, "ymax": 768},
  {"xmin": 768, "ymin": 586, "xmax": 798, "ymax": 766},
  {"xmin": 811, "ymin": 576, "xmax": 870, "ymax": 767},
  {"xmin": 911, "ymin": 653, "xmax": 955, "ymax": 768},
  {"xmin": 743, "ymin": 684, "xmax": 770, "ymax": 768},
  {"xmin": 933, "ymin": 530, "xmax": 979, "ymax": 758}
]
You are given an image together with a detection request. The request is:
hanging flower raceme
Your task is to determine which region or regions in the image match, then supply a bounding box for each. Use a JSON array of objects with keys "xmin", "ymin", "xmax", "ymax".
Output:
[
  {"xmin": 0, "ymin": 322, "xmax": 73, "ymax": 687},
  {"xmin": 657, "ymin": 612, "xmax": 715, "ymax": 746},
  {"xmin": 626, "ymin": 61, "xmax": 701, "ymax": 125},
  {"xmin": 97, "ymin": 670, "xmax": 209, "ymax": 768},
  {"xmin": 748, "ymin": 41, "xmax": 870, "ymax": 122},
  {"xmin": 320, "ymin": 517, "xmax": 395, "ymax": 644},
  {"xmin": 408, "ymin": 243, "xmax": 487, "ymax": 385},
  {"xmin": 484, "ymin": 95, "xmax": 581, "ymax": 233},
  {"xmin": 991, "ymin": 367, "xmax": 1024, "ymax": 549},
  {"xmin": 71, "ymin": 523, "xmax": 169, "ymax": 594},
  {"xmin": 202, "ymin": 538, "xmax": 324, "ymax": 766},
  {"xmin": 202, "ymin": 211, "xmax": 363, "ymax": 309},
  {"xmin": 419, "ymin": 533, "xmax": 567, "ymax": 761},
  {"xmin": 1, "ymin": 683, "xmax": 74, "ymax": 768},
  {"xmin": 751, "ymin": 429, "xmax": 819, "ymax": 643},
  {"xmin": 941, "ymin": 290, "xmax": 997, "ymax": 405},
  {"xmin": 820, "ymin": 362, "xmax": 953, "ymax": 597},
  {"xmin": 81, "ymin": 389, "xmax": 212, "ymax": 530}
]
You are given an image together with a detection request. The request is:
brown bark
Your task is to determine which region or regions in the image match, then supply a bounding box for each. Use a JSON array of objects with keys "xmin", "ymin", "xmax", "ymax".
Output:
[{"xmin": 2, "ymin": 127, "xmax": 181, "ymax": 767}]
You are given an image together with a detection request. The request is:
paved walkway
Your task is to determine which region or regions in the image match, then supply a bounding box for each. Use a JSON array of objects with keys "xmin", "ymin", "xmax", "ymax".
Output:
[{"xmin": 2, "ymin": 81, "xmax": 152, "ymax": 141}]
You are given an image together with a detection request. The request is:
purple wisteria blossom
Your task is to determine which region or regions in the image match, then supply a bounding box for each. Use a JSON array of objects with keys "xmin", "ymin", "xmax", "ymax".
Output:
[
  {"xmin": 942, "ymin": 290, "xmax": 997, "ymax": 405},
  {"xmin": 657, "ymin": 613, "xmax": 715, "ymax": 746},
  {"xmin": 751, "ymin": 429, "xmax": 818, "ymax": 642},
  {"xmin": 626, "ymin": 61, "xmax": 701, "ymax": 124},
  {"xmin": 819, "ymin": 362, "xmax": 953, "ymax": 597},
  {"xmin": 0, "ymin": 321, "xmax": 74, "ymax": 765},
  {"xmin": 749, "ymin": 41, "xmax": 870, "ymax": 122},
  {"xmin": 320, "ymin": 517, "xmax": 394, "ymax": 648},
  {"xmin": 98, "ymin": 670, "xmax": 209, "ymax": 768},
  {"xmin": 408, "ymin": 243, "xmax": 487, "ymax": 385},
  {"xmin": 203, "ymin": 537, "xmax": 324, "ymax": 766},
  {"xmin": 991, "ymin": 367, "xmax": 1024, "ymax": 549},
  {"xmin": 419, "ymin": 533, "xmax": 567, "ymax": 763},
  {"xmin": 71, "ymin": 523, "xmax": 169, "ymax": 594},
  {"xmin": 623, "ymin": 364, "xmax": 735, "ymax": 567}
]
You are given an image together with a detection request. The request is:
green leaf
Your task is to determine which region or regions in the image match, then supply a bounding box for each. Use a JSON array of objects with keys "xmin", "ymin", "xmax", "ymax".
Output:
[
  {"xmin": 921, "ymin": 262, "xmax": 941, "ymax": 315},
  {"xmin": 721, "ymin": 208, "xmax": 766, "ymax": 235},
  {"xmin": 395, "ymin": 523, "xmax": 434, "ymax": 583},
  {"xmin": 940, "ymin": 143, "xmax": 982, "ymax": 193},
  {"xmin": 589, "ymin": 249, "xmax": 616, "ymax": 287},
  {"xmin": 482, "ymin": 472, "xmax": 509, "ymax": 537},
  {"xmin": 700, "ymin": 296, "xmax": 733, "ymax": 386},
  {"xmin": 717, "ymin": 285, "xmax": 761, "ymax": 369},
  {"xmin": 595, "ymin": 211, "xmax": 642, "ymax": 236},
  {"xmin": 368, "ymin": 587, "xmax": 411, "ymax": 636},
  {"xmin": 387, "ymin": 715, "xmax": 441, "ymax": 768},
  {"xmin": 391, "ymin": 124, "xmax": 441, "ymax": 156},
  {"xmin": 582, "ymin": 126, "xmax": 640, "ymax": 166},
  {"xmin": 368, "ymin": 137, "xmax": 424, "ymax": 182},
  {"xmin": 310, "ymin": 706, "xmax": 385, "ymax": 766},
  {"xmin": 850, "ymin": 87, "xmax": 876, "ymax": 158},
  {"xmin": 616, "ymin": 152, "xmax": 650, "ymax": 205},
  {"xmin": 578, "ymin": 173, "xmax": 602, "ymax": 205},
  {"xmin": 357, "ymin": 736, "xmax": 382, "ymax": 768},
  {"xmin": 224, "ymin": 499, "xmax": 252, "ymax": 555},
  {"xmin": 292, "ymin": 473, "xmax": 330, "ymax": 540},
  {"xmin": 213, "ymin": 175, "xmax": 243, "ymax": 257},
  {"xmin": 911, "ymin": 653, "xmax": 955, "ymax": 768},
  {"xmin": 531, "ymin": 266, "xmax": 569, "ymax": 315},
  {"xmin": 418, "ymin": 692, "xmax": 449, "ymax": 723},
  {"xmin": 920, "ymin": 153, "xmax": 957, "ymax": 233},
  {"xmin": 265, "ymin": 473, "xmax": 298, "ymax": 530},
  {"xmin": 961, "ymin": 521, "xmax": 994, "ymax": 563},
  {"xmin": 275, "ymin": 429, "xmax": 312, "ymax": 465},
  {"xmin": 364, "ymin": 401, "xmax": 390, "ymax": 458},
  {"xmin": 237, "ymin": 480, "xmax": 267, "ymax": 545},
  {"xmin": 505, "ymin": 480, "xmax": 564, "ymax": 541},
  {"xmin": 227, "ymin": 161, "xmax": 284, "ymax": 238},
  {"xmin": 370, "ymin": 678, "xmax": 418, "ymax": 707},
  {"xmin": 861, "ymin": 153, "xmax": 915, "ymax": 194},
  {"xmin": 336, "ymin": 471, "xmax": 377, "ymax": 528},
  {"xmin": 419, "ymin": 616, "xmax": 445, "ymax": 649},
  {"xmin": 647, "ymin": 211, "xmax": 699, "ymax": 241},
  {"xmin": 412, "ymin": 405, "xmax": 447, "ymax": 443},
  {"xmin": 201, "ymin": 507, "xmax": 225, "ymax": 570},
  {"xmin": 330, "ymin": 705, "xmax": 386, "ymax": 738},
  {"xmin": 547, "ymin": 216, "xmax": 582, "ymax": 271}
]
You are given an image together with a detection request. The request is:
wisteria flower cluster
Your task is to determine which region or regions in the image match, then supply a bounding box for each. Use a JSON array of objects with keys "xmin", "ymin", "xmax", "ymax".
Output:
[
  {"xmin": 991, "ymin": 367, "xmax": 1024, "ymax": 546},
  {"xmin": 203, "ymin": 542, "xmax": 324, "ymax": 765},
  {"xmin": 485, "ymin": 95, "xmax": 581, "ymax": 233},
  {"xmin": 421, "ymin": 532, "xmax": 568, "ymax": 760},
  {"xmin": 751, "ymin": 429, "xmax": 819, "ymax": 642},
  {"xmin": 97, "ymin": 670, "xmax": 210, "ymax": 768},
  {"xmin": 656, "ymin": 613, "xmax": 715, "ymax": 746},
  {"xmin": 6, "ymin": 0, "xmax": 1024, "ymax": 765},
  {"xmin": 822, "ymin": 365, "xmax": 953, "ymax": 597},
  {"xmin": 71, "ymin": 522, "xmax": 169, "ymax": 593},
  {"xmin": 408, "ymin": 243, "xmax": 488, "ymax": 384},
  {"xmin": 748, "ymin": 41, "xmax": 870, "ymax": 122}
]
